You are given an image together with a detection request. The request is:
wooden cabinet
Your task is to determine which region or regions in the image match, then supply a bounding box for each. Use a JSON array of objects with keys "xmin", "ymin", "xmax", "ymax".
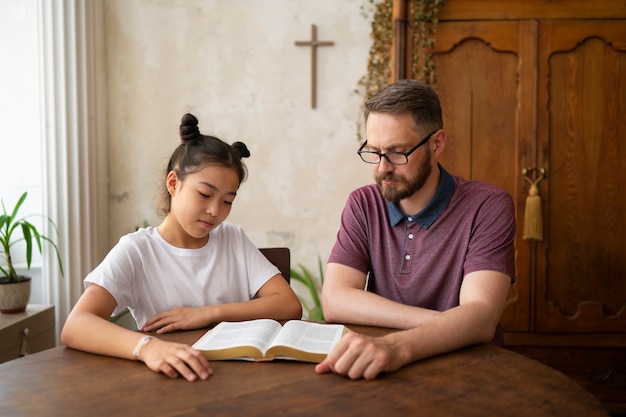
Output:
[
  {"xmin": 0, "ymin": 304, "xmax": 55, "ymax": 363},
  {"xmin": 392, "ymin": 0, "xmax": 626, "ymax": 412}
]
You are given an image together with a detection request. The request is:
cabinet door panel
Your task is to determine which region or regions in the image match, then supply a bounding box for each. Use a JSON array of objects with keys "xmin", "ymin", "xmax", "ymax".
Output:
[
  {"xmin": 537, "ymin": 20, "xmax": 626, "ymax": 332},
  {"xmin": 433, "ymin": 21, "xmax": 536, "ymax": 331}
]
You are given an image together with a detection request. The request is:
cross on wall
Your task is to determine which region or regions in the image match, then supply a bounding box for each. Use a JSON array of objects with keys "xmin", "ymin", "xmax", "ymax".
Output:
[{"xmin": 295, "ymin": 24, "xmax": 334, "ymax": 109}]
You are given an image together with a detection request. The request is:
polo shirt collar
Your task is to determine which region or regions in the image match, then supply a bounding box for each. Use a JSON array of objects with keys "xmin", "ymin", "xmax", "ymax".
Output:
[{"xmin": 388, "ymin": 164, "xmax": 455, "ymax": 228}]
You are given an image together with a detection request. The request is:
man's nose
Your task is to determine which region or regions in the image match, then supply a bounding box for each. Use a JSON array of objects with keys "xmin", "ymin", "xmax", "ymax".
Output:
[{"xmin": 377, "ymin": 156, "xmax": 395, "ymax": 173}]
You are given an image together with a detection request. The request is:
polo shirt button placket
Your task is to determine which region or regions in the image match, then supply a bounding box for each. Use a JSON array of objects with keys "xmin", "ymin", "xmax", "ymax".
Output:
[{"xmin": 406, "ymin": 231, "xmax": 414, "ymax": 263}]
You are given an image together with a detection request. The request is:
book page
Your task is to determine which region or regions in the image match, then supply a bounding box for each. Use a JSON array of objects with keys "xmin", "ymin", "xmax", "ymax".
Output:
[
  {"xmin": 192, "ymin": 319, "xmax": 282, "ymax": 353},
  {"xmin": 268, "ymin": 321, "xmax": 345, "ymax": 355}
]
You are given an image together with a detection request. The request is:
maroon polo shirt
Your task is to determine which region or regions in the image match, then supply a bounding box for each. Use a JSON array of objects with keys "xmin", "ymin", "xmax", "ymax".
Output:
[{"xmin": 329, "ymin": 165, "xmax": 516, "ymax": 342}]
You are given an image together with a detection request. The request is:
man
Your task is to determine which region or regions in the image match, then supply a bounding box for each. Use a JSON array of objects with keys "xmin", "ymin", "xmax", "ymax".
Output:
[{"xmin": 315, "ymin": 79, "xmax": 516, "ymax": 380}]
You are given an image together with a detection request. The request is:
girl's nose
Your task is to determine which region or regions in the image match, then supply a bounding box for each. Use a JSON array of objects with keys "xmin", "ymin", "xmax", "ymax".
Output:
[{"xmin": 205, "ymin": 200, "xmax": 220, "ymax": 217}]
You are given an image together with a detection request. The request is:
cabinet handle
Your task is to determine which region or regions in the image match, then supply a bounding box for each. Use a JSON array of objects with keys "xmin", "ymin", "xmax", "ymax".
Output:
[
  {"xmin": 19, "ymin": 327, "xmax": 30, "ymax": 357},
  {"xmin": 522, "ymin": 167, "xmax": 545, "ymax": 183}
]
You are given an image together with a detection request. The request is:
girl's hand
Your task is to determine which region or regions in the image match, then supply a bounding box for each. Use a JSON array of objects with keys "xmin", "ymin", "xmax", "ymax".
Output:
[
  {"xmin": 143, "ymin": 307, "xmax": 212, "ymax": 334},
  {"xmin": 137, "ymin": 338, "xmax": 213, "ymax": 382}
]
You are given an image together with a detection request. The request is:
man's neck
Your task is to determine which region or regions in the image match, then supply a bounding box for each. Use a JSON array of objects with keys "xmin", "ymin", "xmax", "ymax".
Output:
[{"xmin": 398, "ymin": 165, "xmax": 441, "ymax": 216}]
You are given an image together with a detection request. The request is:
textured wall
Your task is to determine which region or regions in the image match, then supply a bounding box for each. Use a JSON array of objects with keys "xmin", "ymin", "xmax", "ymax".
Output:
[{"xmin": 104, "ymin": 0, "xmax": 374, "ymax": 282}]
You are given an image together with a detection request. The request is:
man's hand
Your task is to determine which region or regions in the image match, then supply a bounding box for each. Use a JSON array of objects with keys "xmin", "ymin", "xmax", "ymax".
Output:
[{"xmin": 315, "ymin": 332, "xmax": 406, "ymax": 380}]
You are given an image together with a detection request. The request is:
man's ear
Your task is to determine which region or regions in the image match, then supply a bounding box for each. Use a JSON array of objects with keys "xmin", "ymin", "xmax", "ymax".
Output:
[
  {"xmin": 432, "ymin": 129, "xmax": 446, "ymax": 157},
  {"xmin": 166, "ymin": 170, "xmax": 178, "ymax": 195}
]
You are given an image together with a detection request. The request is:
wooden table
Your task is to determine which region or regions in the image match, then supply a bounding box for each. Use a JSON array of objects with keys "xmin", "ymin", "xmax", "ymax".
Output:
[{"xmin": 0, "ymin": 324, "xmax": 609, "ymax": 417}]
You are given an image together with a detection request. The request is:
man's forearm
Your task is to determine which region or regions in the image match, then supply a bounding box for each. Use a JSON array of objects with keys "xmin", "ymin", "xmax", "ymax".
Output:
[
  {"xmin": 390, "ymin": 301, "xmax": 501, "ymax": 365},
  {"xmin": 322, "ymin": 287, "xmax": 437, "ymax": 329}
]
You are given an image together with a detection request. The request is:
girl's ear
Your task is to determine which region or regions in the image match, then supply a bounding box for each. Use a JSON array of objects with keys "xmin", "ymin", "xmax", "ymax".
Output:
[{"xmin": 166, "ymin": 170, "xmax": 178, "ymax": 195}]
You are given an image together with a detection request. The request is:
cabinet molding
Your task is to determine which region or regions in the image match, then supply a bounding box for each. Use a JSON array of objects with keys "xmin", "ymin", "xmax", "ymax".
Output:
[{"xmin": 439, "ymin": 0, "xmax": 626, "ymax": 21}]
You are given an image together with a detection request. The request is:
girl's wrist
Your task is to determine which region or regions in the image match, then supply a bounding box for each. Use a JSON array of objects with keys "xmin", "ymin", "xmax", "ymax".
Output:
[{"xmin": 133, "ymin": 335, "xmax": 155, "ymax": 361}]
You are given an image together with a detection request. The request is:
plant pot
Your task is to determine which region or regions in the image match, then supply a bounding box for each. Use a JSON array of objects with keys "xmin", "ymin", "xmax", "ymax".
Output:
[{"xmin": 0, "ymin": 277, "xmax": 31, "ymax": 314}]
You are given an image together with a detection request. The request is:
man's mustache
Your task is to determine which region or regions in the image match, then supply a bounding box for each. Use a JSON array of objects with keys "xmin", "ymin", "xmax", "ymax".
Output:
[{"xmin": 376, "ymin": 174, "xmax": 401, "ymax": 182}]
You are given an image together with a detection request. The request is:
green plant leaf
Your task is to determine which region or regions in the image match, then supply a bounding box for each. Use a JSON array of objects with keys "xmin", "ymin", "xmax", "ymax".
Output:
[
  {"xmin": 10, "ymin": 192, "xmax": 28, "ymax": 220},
  {"xmin": 21, "ymin": 222, "xmax": 33, "ymax": 269},
  {"xmin": 289, "ymin": 255, "xmax": 325, "ymax": 321},
  {"xmin": 0, "ymin": 191, "xmax": 64, "ymax": 281},
  {"xmin": 40, "ymin": 235, "xmax": 64, "ymax": 276}
]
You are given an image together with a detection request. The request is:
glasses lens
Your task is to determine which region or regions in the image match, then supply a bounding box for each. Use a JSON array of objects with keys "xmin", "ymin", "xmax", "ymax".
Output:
[
  {"xmin": 385, "ymin": 153, "xmax": 408, "ymax": 165},
  {"xmin": 359, "ymin": 152, "xmax": 380, "ymax": 164}
]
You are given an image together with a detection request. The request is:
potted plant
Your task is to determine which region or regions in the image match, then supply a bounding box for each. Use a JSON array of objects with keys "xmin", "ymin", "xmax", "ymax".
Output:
[
  {"xmin": 0, "ymin": 192, "xmax": 63, "ymax": 313},
  {"xmin": 291, "ymin": 255, "xmax": 325, "ymax": 321}
]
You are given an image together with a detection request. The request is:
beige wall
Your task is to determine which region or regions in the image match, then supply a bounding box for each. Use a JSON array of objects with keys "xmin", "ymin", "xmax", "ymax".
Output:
[{"xmin": 104, "ymin": 0, "xmax": 374, "ymax": 283}]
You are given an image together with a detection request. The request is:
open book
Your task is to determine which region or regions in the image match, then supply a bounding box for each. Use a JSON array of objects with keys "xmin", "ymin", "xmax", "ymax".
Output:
[{"xmin": 191, "ymin": 319, "xmax": 347, "ymax": 363}]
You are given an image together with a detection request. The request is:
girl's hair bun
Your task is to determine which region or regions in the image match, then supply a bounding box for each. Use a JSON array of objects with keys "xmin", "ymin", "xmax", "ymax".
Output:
[
  {"xmin": 180, "ymin": 113, "xmax": 202, "ymax": 142},
  {"xmin": 231, "ymin": 141, "xmax": 250, "ymax": 159}
]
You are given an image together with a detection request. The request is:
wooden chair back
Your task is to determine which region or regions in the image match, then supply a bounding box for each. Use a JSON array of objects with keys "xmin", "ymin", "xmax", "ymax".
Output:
[{"xmin": 259, "ymin": 247, "xmax": 290, "ymax": 283}]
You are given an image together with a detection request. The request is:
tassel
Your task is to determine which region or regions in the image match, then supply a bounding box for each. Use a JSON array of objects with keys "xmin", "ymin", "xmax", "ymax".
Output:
[{"xmin": 523, "ymin": 182, "xmax": 543, "ymax": 241}]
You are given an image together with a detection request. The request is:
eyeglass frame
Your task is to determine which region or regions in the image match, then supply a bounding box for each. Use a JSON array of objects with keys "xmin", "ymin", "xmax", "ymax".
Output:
[{"xmin": 357, "ymin": 130, "xmax": 439, "ymax": 165}]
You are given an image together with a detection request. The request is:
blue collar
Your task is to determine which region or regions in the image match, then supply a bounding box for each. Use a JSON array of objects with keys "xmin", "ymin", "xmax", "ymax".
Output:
[{"xmin": 388, "ymin": 164, "xmax": 455, "ymax": 229}]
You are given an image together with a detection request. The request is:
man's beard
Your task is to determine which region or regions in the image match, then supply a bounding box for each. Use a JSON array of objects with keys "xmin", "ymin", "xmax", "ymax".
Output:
[{"xmin": 375, "ymin": 149, "xmax": 432, "ymax": 204}]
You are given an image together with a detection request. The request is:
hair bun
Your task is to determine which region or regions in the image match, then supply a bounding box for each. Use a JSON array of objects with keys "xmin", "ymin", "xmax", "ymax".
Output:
[
  {"xmin": 231, "ymin": 141, "xmax": 251, "ymax": 159},
  {"xmin": 180, "ymin": 113, "xmax": 201, "ymax": 142}
]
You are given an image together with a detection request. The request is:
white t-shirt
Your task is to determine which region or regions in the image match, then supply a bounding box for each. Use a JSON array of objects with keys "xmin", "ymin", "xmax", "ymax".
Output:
[{"xmin": 84, "ymin": 223, "xmax": 280, "ymax": 328}]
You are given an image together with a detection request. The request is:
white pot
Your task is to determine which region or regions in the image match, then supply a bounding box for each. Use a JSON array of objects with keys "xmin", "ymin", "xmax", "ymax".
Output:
[{"xmin": 0, "ymin": 277, "xmax": 31, "ymax": 314}]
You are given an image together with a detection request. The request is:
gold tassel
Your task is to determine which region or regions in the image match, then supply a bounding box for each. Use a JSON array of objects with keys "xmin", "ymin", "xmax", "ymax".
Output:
[{"xmin": 523, "ymin": 182, "xmax": 543, "ymax": 241}]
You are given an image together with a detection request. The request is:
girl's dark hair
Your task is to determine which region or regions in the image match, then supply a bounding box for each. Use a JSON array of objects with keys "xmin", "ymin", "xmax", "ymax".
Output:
[{"xmin": 158, "ymin": 113, "xmax": 250, "ymax": 215}]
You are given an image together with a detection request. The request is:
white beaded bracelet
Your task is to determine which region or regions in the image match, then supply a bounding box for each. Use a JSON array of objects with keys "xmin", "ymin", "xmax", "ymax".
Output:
[{"xmin": 132, "ymin": 335, "xmax": 155, "ymax": 361}]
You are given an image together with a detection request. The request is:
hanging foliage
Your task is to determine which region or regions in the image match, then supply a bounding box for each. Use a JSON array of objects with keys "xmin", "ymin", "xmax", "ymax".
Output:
[
  {"xmin": 358, "ymin": 0, "xmax": 445, "ymax": 99},
  {"xmin": 411, "ymin": 0, "xmax": 446, "ymax": 85},
  {"xmin": 357, "ymin": 0, "xmax": 394, "ymax": 101}
]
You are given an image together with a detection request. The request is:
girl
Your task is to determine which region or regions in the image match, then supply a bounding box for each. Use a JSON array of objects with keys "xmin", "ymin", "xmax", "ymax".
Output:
[{"xmin": 61, "ymin": 113, "xmax": 302, "ymax": 381}]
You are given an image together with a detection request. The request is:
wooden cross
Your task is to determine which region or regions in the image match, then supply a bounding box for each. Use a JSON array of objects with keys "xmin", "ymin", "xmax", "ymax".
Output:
[{"xmin": 295, "ymin": 24, "xmax": 334, "ymax": 109}]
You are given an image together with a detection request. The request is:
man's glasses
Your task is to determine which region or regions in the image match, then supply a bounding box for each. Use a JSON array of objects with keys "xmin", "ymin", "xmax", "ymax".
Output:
[{"xmin": 357, "ymin": 130, "xmax": 438, "ymax": 165}]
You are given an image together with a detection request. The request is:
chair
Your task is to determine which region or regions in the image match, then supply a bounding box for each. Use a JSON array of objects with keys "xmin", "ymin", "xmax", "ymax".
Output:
[{"xmin": 259, "ymin": 247, "xmax": 290, "ymax": 283}]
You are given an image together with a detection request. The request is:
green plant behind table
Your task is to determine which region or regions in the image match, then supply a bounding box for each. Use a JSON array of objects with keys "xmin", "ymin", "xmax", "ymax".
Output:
[
  {"xmin": 290, "ymin": 256, "xmax": 325, "ymax": 321},
  {"xmin": 0, "ymin": 192, "xmax": 64, "ymax": 282}
]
